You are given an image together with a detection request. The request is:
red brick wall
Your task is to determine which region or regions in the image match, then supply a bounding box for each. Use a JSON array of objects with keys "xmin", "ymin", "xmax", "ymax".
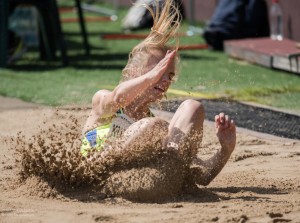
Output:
[{"xmin": 181, "ymin": 0, "xmax": 218, "ymax": 22}]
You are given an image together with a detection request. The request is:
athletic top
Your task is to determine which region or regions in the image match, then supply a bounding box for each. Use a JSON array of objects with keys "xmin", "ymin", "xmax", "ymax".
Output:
[{"xmin": 80, "ymin": 108, "xmax": 154, "ymax": 157}]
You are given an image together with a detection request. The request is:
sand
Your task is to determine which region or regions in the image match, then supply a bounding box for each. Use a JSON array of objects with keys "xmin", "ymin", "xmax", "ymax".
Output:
[{"xmin": 0, "ymin": 96, "xmax": 300, "ymax": 223}]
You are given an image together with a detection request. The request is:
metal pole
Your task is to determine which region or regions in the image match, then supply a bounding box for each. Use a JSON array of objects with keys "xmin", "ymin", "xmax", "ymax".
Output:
[
  {"xmin": 52, "ymin": 0, "xmax": 69, "ymax": 66},
  {"xmin": 0, "ymin": 0, "xmax": 9, "ymax": 68},
  {"xmin": 75, "ymin": 0, "xmax": 90, "ymax": 55}
]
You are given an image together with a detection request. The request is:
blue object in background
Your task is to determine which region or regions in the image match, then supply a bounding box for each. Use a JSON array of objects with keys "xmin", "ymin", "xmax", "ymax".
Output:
[{"xmin": 203, "ymin": 0, "xmax": 270, "ymax": 50}]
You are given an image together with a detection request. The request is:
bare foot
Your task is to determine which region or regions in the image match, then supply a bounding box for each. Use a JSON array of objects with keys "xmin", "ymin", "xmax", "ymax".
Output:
[{"xmin": 215, "ymin": 112, "xmax": 236, "ymax": 154}]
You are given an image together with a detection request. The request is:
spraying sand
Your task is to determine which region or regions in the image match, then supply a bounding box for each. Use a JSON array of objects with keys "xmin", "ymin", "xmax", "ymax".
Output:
[
  {"xmin": 9, "ymin": 108, "xmax": 185, "ymax": 203},
  {"xmin": 0, "ymin": 96, "xmax": 300, "ymax": 222}
]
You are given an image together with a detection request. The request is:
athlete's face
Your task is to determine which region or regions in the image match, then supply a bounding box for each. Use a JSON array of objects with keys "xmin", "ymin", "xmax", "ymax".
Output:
[{"xmin": 141, "ymin": 50, "xmax": 176, "ymax": 102}]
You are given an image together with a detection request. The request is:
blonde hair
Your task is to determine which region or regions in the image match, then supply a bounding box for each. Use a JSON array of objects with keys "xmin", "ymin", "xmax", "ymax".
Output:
[{"xmin": 121, "ymin": 0, "xmax": 181, "ymax": 82}]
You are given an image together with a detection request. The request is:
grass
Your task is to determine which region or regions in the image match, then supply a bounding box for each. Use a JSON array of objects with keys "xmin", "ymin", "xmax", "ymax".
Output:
[{"xmin": 1, "ymin": 2, "xmax": 300, "ymax": 112}]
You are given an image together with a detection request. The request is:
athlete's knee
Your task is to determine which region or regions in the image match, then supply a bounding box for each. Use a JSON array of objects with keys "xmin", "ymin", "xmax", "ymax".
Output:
[
  {"xmin": 138, "ymin": 118, "xmax": 168, "ymax": 143},
  {"xmin": 121, "ymin": 117, "xmax": 168, "ymax": 151},
  {"xmin": 142, "ymin": 117, "xmax": 168, "ymax": 132},
  {"xmin": 180, "ymin": 99, "xmax": 205, "ymax": 116},
  {"xmin": 134, "ymin": 117, "xmax": 167, "ymax": 129},
  {"xmin": 124, "ymin": 117, "xmax": 168, "ymax": 138}
]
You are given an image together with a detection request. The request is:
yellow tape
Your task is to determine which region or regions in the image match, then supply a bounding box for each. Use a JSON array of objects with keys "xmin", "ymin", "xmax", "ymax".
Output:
[
  {"xmin": 99, "ymin": 85, "xmax": 216, "ymax": 99},
  {"xmin": 167, "ymin": 88, "xmax": 216, "ymax": 99}
]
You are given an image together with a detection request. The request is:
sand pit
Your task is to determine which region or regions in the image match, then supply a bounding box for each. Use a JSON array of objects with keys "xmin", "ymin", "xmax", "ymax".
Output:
[{"xmin": 0, "ymin": 96, "xmax": 300, "ymax": 222}]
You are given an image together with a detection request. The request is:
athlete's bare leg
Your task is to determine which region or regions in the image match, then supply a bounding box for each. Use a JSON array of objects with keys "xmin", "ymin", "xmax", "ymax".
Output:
[{"xmin": 164, "ymin": 99, "xmax": 205, "ymax": 164}]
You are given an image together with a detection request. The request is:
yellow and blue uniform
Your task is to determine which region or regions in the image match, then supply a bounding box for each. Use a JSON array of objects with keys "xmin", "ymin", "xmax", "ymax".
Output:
[
  {"xmin": 80, "ymin": 109, "xmax": 155, "ymax": 157},
  {"xmin": 80, "ymin": 109, "xmax": 125, "ymax": 157},
  {"xmin": 80, "ymin": 123, "xmax": 112, "ymax": 157}
]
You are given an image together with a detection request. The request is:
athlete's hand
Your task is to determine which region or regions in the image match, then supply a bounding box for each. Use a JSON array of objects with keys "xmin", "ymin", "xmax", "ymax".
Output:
[
  {"xmin": 215, "ymin": 112, "xmax": 236, "ymax": 154},
  {"xmin": 147, "ymin": 50, "xmax": 176, "ymax": 83}
]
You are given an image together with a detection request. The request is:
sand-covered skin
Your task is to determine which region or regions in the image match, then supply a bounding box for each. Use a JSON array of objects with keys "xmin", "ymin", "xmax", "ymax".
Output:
[{"xmin": 0, "ymin": 96, "xmax": 300, "ymax": 223}]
